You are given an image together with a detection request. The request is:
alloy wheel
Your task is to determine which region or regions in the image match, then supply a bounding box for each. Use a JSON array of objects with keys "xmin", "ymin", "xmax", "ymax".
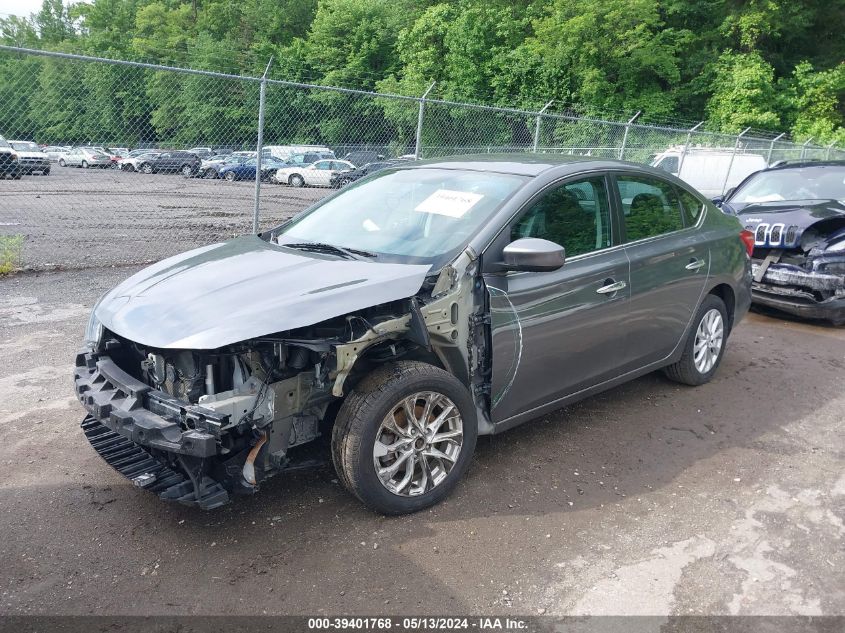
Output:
[
  {"xmin": 372, "ymin": 392, "xmax": 464, "ymax": 497},
  {"xmin": 693, "ymin": 308, "xmax": 724, "ymax": 374}
]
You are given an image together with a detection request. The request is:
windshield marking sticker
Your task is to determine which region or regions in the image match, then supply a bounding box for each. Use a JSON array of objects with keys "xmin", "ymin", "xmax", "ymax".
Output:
[{"xmin": 414, "ymin": 189, "xmax": 483, "ymax": 218}]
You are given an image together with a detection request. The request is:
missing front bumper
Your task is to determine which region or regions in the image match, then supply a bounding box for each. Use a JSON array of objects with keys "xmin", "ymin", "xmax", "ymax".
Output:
[{"xmin": 74, "ymin": 350, "xmax": 233, "ymax": 509}]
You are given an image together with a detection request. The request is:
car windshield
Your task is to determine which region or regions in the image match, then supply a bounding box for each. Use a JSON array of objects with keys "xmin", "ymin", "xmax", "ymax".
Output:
[
  {"xmin": 11, "ymin": 141, "xmax": 39, "ymax": 152},
  {"xmin": 731, "ymin": 166, "xmax": 845, "ymax": 203},
  {"xmin": 275, "ymin": 167, "xmax": 527, "ymax": 265}
]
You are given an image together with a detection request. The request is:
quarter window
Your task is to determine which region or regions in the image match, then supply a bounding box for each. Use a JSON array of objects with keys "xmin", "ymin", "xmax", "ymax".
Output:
[
  {"xmin": 617, "ymin": 175, "xmax": 684, "ymax": 241},
  {"xmin": 677, "ymin": 187, "xmax": 705, "ymax": 225},
  {"xmin": 512, "ymin": 176, "xmax": 612, "ymax": 258}
]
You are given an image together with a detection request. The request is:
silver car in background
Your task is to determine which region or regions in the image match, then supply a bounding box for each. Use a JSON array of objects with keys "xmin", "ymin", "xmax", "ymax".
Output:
[
  {"xmin": 59, "ymin": 147, "xmax": 112, "ymax": 168},
  {"xmin": 8, "ymin": 140, "xmax": 50, "ymax": 175}
]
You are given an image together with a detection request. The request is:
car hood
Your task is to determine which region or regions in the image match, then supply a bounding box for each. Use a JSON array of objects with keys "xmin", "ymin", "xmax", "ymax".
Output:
[
  {"xmin": 735, "ymin": 199, "xmax": 845, "ymax": 226},
  {"xmin": 95, "ymin": 235, "xmax": 431, "ymax": 349},
  {"xmin": 735, "ymin": 200, "xmax": 845, "ymax": 246}
]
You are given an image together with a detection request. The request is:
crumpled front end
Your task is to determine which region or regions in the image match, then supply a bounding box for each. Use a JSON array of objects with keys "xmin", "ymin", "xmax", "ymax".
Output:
[{"xmin": 749, "ymin": 224, "xmax": 845, "ymax": 324}]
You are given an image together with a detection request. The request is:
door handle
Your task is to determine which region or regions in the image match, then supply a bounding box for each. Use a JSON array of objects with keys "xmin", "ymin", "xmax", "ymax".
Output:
[
  {"xmin": 685, "ymin": 258, "xmax": 706, "ymax": 271},
  {"xmin": 596, "ymin": 280, "xmax": 627, "ymax": 294}
]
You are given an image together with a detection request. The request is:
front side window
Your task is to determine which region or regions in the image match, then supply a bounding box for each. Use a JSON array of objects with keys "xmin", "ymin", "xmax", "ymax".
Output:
[
  {"xmin": 512, "ymin": 176, "xmax": 612, "ymax": 258},
  {"xmin": 617, "ymin": 175, "xmax": 684, "ymax": 241}
]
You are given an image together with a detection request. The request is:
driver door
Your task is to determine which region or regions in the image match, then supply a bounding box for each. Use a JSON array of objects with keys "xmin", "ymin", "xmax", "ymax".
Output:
[{"xmin": 483, "ymin": 174, "xmax": 631, "ymax": 425}]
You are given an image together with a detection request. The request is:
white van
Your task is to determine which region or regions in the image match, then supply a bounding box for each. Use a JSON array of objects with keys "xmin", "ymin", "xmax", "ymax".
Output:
[
  {"xmin": 651, "ymin": 147, "xmax": 767, "ymax": 198},
  {"xmin": 261, "ymin": 145, "xmax": 334, "ymax": 162}
]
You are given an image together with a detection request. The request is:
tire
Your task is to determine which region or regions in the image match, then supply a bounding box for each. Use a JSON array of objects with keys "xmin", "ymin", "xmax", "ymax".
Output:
[
  {"xmin": 125, "ymin": 164, "xmax": 135, "ymax": 172},
  {"xmin": 339, "ymin": 177, "xmax": 352, "ymax": 187},
  {"xmin": 141, "ymin": 163, "xmax": 153, "ymax": 174},
  {"xmin": 181, "ymin": 164, "xmax": 193, "ymax": 177},
  {"xmin": 43, "ymin": 169, "xmax": 50, "ymax": 176},
  {"xmin": 224, "ymin": 171, "xmax": 236, "ymax": 182},
  {"xmin": 332, "ymin": 361, "xmax": 477, "ymax": 515},
  {"xmin": 81, "ymin": 160, "xmax": 89, "ymax": 169},
  {"xmin": 58, "ymin": 159, "xmax": 66, "ymax": 167},
  {"xmin": 203, "ymin": 169, "xmax": 216, "ymax": 179},
  {"xmin": 663, "ymin": 294, "xmax": 728, "ymax": 386},
  {"xmin": 289, "ymin": 174, "xmax": 304, "ymax": 187}
]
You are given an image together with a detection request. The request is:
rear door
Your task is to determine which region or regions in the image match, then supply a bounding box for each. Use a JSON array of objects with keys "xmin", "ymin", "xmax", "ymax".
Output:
[
  {"xmin": 613, "ymin": 172, "xmax": 709, "ymax": 367},
  {"xmin": 483, "ymin": 173, "xmax": 631, "ymax": 424}
]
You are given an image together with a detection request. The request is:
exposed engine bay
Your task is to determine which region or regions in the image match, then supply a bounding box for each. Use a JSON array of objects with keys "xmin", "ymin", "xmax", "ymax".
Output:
[{"xmin": 74, "ymin": 250, "xmax": 492, "ymax": 509}]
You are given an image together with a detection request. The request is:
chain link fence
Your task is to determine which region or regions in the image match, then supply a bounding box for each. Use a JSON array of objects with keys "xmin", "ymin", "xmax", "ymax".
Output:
[{"xmin": 1, "ymin": 45, "xmax": 843, "ymax": 272}]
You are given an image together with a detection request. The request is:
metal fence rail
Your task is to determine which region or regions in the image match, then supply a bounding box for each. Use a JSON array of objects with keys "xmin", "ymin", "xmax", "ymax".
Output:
[{"xmin": 0, "ymin": 45, "xmax": 842, "ymax": 271}]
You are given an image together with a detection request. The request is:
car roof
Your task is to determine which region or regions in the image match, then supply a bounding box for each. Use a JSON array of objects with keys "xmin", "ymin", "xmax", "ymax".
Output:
[
  {"xmin": 765, "ymin": 160, "xmax": 845, "ymax": 171},
  {"xmin": 399, "ymin": 153, "xmax": 660, "ymax": 177}
]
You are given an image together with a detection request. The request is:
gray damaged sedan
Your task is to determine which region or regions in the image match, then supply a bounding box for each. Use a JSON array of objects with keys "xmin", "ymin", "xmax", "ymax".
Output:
[{"xmin": 75, "ymin": 155, "xmax": 752, "ymax": 514}]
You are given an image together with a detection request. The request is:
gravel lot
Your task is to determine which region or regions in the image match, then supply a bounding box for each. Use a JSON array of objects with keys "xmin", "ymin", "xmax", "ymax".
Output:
[
  {"xmin": 1, "ymin": 266, "xmax": 843, "ymax": 617},
  {"xmin": 0, "ymin": 166, "xmax": 330, "ymax": 270}
]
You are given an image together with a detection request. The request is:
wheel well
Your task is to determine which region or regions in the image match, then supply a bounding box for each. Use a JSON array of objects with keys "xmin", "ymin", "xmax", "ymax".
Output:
[{"xmin": 708, "ymin": 283, "xmax": 735, "ymax": 332}]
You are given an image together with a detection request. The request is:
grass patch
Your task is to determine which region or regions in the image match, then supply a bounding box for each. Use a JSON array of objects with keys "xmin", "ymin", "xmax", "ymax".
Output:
[{"xmin": 0, "ymin": 234, "xmax": 24, "ymax": 274}]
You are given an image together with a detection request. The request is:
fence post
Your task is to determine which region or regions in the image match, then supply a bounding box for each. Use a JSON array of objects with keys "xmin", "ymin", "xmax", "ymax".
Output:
[
  {"xmin": 618, "ymin": 111, "xmax": 641, "ymax": 160},
  {"xmin": 677, "ymin": 121, "xmax": 703, "ymax": 176},
  {"xmin": 766, "ymin": 132, "xmax": 785, "ymax": 165},
  {"xmin": 800, "ymin": 137, "xmax": 814, "ymax": 160},
  {"xmin": 532, "ymin": 100, "xmax": 554, "ymax": 153},
  {"xmin": 414, "ymin": 82, "xmax": 436, "ymax": 159},
  {"xmin": 827, "ymin": 141, "xmax": 837, "ymax": 160},
  {"xmin": 252, "ymin": 57, "xmax": 272, "ymax": 234},
  {"xmin": 721, "ymin": 126, "xmax": 751, "ymax": 196}
]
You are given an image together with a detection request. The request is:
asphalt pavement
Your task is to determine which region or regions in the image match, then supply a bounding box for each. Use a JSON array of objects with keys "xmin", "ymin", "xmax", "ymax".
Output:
[{"xmin": 0, "ymin": 267, "xmax": 843, "ymax": 616}]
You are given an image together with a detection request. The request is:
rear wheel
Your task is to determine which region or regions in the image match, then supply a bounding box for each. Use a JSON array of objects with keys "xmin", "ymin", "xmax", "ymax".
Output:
[
  {"xmin": 663, "ymin": 295, "xmax": 728, "ymax": 386},
  {"xmin": 181, "ymin": 164, "xmax": 193, "ymax": 177},
  {"xmin": 332, "ymin": 361, "xmax": 477, "ymax": 515},
  {"xmin": 43, "ymin": 168, "xmax": 50, "ymax": 176},
  {"xmin": 81, "ymin": 160, "xmax": 89, "ymax": 169},
  {"xmin": 224, "ymin": 171, "xmax": 236, "ymax": 182},
  {"xmin": 141, "ymin": 163, "xmax": 153, "ymax": 174},
  {"xmin": 339, "ymin": 177, "xmax": 352, "ymax": 187},
  {"xmin": 289, "ymin": 174, "xmax": 304, "ymax": 188},
  {"xmin": 58, "ymin": 158, "xmax": 66, "ymax": 167}
]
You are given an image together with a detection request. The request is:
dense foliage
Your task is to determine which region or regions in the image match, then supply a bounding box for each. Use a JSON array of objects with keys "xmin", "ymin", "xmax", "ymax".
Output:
[{"xmin": 1, "ymin": 0, "xmax": 842, "ymax": 147}]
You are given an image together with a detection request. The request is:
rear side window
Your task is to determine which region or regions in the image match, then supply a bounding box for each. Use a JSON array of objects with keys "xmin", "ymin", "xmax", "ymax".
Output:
[
  {"xmin": 677, "ymin": 187, "xmax": 705, "ymax": 225},
  {"xmin": 617, "ymin": 175, "xmax": 684, "ymax": 241}
]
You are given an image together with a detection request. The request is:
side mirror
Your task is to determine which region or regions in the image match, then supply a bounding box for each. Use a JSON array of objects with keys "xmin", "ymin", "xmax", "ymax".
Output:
[
  {"xmin": 502, "ymin": 238, "xmax": 566, "ymax": 272},
  {"xmin": 711, "ymin": 196, "xmax": 723, "ymax": 207}
]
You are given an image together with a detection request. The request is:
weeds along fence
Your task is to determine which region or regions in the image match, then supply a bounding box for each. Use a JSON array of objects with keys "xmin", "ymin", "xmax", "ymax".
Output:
[{"xmin": 1, "ymin": 45, "xmax": 843, "ymax": 271}]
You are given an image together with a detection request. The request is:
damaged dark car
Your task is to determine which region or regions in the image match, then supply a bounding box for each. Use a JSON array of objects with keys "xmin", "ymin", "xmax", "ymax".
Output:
[
  {"xmin": 75, "ymin": 155, "xmax": 751, "ymax": 514},
  {"xmin": 718, "ymin": 161, "xmax": 845, "ymax": 325}
]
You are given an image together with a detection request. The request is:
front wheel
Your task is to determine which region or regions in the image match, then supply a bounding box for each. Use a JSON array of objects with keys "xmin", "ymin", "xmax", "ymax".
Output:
[
  {"xmin": 58, "ymin": 159, "xmax": 66, "ymax": 167},
  {"xmin": 141, "ymin": 163, "xmax": 153, "ymax": 174},
  {"xmin": 181, "ymin": 164, "xmax": 193, "ymax": 177},
  {"xmin": 288, "ymin": 174, "xmax": 304, "ymax": 187},
  {"xmin": 81, "ymin": 160, "xmax": 89, "ymax": 169},
  {"xmin": 224, "ymin": 171, "xmax": 236, "ymax": 182},
  {"xmin": 663, "ymin": 295, "xmax": 728, "ymax": 386},
  {"xmin": 332, "ymin": 361, "xmax": 477, "ymax": 515}
]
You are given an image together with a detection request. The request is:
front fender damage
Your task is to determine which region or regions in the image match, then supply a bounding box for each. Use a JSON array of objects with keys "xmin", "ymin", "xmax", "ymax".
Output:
[{"xmin": 330, "ymin": 248, "xmax": 494, "ymax": 434}]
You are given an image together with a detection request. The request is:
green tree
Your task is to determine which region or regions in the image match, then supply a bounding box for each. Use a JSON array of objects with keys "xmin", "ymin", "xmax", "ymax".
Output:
[{"xmin": 705, "ymin": 51, "xmax": 781, "ymax": 132}]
